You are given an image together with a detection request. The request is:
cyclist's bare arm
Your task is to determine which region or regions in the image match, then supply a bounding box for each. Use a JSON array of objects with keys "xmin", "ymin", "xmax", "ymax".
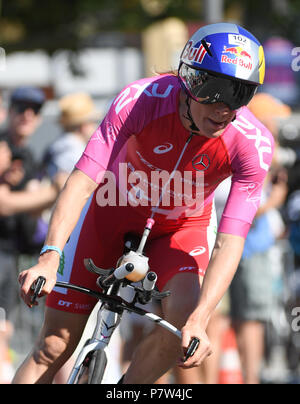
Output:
[
  {"xmin": 19, "ymin": 169, "xmax": 99, "ymax": 307},
  {"xmin": 180, "ymin": 232, "xmax": 245, "ymax": 368}
]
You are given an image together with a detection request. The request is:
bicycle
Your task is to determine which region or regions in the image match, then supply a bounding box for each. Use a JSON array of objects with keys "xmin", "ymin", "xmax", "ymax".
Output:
[{"xmin": 31, "ymin": 217, "xmax": 200, "ymax": 384}]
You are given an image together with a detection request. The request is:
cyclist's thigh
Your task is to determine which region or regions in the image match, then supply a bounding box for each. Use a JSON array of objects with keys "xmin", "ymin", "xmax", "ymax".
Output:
[
  {"xmin": 38, "ymin": 307, "xmax": 90, "ymax": 354},
  {"xmin": 161, "ymin": 272, "xmax": 203, "ymax": 329},
  {"xmin": 147, "ymin": 224, "xmax": 215, "ymax": 292}
]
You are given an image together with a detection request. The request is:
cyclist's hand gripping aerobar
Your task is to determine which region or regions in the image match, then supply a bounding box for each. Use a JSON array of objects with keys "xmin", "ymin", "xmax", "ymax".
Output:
[
  {"xmin": 179, "ymin": 323, "xmax": 212, "ymax": 368},
  {"xmin": 18, "ymin": 253, "xmax": 59, "ymax": 308}
]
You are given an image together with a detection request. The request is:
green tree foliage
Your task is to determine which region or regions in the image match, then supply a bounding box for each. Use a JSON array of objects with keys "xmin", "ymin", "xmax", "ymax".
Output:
[
  {"xmin": 0, "ymin": 0, "xmax": 202, "ymax": 53},
  {"xmin": 0, "ymin": 0, "xmax": 299, "ymax": 53},
  {"xmin": 228, "ymin": 0, "xmax": 300, "ymax": 44}
]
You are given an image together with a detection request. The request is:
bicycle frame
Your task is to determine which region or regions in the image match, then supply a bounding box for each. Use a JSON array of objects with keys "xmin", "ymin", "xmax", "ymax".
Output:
[{"xmin": 55, "ymin": 280, "xmax": 182, "ymax": 384}]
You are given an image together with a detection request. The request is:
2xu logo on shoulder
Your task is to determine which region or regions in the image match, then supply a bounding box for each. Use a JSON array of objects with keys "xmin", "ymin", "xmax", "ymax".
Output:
[
  {"xmin": 114, "ymin": 82, "xmax": 174, "ymax": 114},
  {"xmin": 231, "ymin": 116, "xmax": 273, "ymax": 171}
]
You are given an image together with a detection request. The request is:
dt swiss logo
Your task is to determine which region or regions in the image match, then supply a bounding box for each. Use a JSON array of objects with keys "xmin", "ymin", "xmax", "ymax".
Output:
[{"xmin": 192, "ymin": 154, "xmax": 210, "ymax": 171}]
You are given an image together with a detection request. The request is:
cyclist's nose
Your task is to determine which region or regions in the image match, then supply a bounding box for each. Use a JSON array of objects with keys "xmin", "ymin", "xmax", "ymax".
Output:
[
  {"xmin": 215, "ymin": 102, "xmax": 231, "ymax": 113},
  {"xmin": 23, "ymin": 108, "xmax": 35, "ymax": 117},
  {"xmin": 211, "ymin": 102, "xmax": 233, "ymax": 118}
]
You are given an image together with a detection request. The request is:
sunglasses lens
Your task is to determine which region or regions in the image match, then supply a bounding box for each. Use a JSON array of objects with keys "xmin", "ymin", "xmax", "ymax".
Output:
[
  {"xmin": 179, "ymin": 64, "xmax": 257, "ymax": 110},
  {"xmin": 13, "ymin": 102, "xmax": 41, "ymax": 114}
]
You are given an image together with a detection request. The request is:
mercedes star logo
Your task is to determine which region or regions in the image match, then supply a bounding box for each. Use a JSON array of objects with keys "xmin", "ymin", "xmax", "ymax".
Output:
[{"xmin": 192, "ymin": 154, "xmax": 210, "ymax": 171}]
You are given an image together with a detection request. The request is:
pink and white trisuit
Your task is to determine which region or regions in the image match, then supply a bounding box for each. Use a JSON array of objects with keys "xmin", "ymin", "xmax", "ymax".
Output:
[{"xmin": 47, "ymin": 74, "xmax": 274, "ymax": 314}]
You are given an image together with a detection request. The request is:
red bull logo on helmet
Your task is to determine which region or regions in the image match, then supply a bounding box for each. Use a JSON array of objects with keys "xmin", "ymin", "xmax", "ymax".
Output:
[
  {"xmin": 182, "ymin": 40, "xmax": 211, "ymax": 65},
  {"xmin": 222, "ymin": 45, "xmax": 253, "ymax": 70}
]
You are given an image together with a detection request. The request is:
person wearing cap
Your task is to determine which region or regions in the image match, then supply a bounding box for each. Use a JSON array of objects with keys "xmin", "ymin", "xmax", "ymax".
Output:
[
  {"xmin": 14, "ymin": 23, "xmax": 275, "ymax": 385},
  {"xmin": 43, "ymin": 92, "xmax": 101, "ymax": 191},
  {"xmin": 0, "ymin": 86, "xmax": 57, "ymax": 316},
  {"xmin": 0, "ymin": 86, "xmax": 45, "ymax": 189},
  {"xmin": 5, "ymin": 86, "xmax": 45, "ymax": 145},
  {"xmin": 0, "ymin": 85, "xmax": 57, "ymax": 227}
]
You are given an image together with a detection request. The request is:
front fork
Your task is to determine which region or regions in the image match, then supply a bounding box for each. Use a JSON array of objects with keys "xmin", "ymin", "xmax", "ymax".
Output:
[{"xmin": 67, "ymin": 304, "xmax": 122, "ymax": 384}]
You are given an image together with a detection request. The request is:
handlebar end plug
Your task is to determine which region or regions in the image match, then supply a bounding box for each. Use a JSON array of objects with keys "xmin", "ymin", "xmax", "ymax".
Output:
[{"xmin": 147, "ymin": 272, "xmax": 157, "ymax": 282}]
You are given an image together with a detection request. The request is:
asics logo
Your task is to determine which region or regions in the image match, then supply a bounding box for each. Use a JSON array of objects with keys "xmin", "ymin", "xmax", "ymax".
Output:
[
  {"xmin": 153, "ymin": 143, "xmax": 174, "ymax": 154},
  {"xmin": 189, "ymin": 246, "xmax": 207, "ymax": 256}
]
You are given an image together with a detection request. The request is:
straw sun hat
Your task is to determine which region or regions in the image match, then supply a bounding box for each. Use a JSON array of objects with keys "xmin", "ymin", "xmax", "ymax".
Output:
[{"xmin": 59, "ymin": 92, "xmax": 102, "ymax": 128}]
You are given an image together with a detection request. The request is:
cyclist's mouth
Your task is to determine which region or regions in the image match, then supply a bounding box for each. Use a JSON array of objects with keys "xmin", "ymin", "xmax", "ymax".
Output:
[{"xmin": 207, "ymin": 118, "xmax": 227, "ymax": 131}]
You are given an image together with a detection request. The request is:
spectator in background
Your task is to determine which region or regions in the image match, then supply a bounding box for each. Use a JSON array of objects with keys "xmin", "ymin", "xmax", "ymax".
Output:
[
  {"xmin": 0, "ymin": 140, "xmax": 14, "ymax": 327},
  {"xmin": 0, "ymin": 86, "xmax": 58, "ymax": 323},
  {"xmin": 0, "ymin": 140, "xmax": 12, "ymax": 179},
  {"xmin": 0, "ymin": 137, "xmax": 15, "ymax": 384},
  {"xmin": 1, "ymin": 86, "xmax": 45, "ymax": 189},
  {"xmin": 228, "ymin": 93, "xmax": 290, "ymax": 384},
  {"xmin": 43, "ymin": 92, "xmax": 101, "ymax": 191},
  {"xmin": 0, "ymin": 88, "xmax": 58, "ymax": 384},
  {"xmin": 0, "ymin": 86, "xmax": 58, "ymax": 253},
  {"xmin": 0, "ymin": 91, "xmax": 7, "ymax": 128}
]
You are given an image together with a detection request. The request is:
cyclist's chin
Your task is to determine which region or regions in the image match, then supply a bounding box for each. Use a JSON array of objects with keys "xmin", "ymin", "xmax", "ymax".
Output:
[
  {"xmin": 198, "ymin": 126, "xmax": 226, "ymax": 139},
  {"xmin": 198, "ymin": 118, "xmax": 229, "ymax": 138}
]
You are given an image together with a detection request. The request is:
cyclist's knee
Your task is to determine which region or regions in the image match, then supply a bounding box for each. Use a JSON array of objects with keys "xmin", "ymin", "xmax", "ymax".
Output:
[
  {"xmin": 32, "ymin": 307, "xmax": 89, "ymax": 368},
  {"xmin": 33, "ymin": 334, "xmax": 70, "ymax": 367}
]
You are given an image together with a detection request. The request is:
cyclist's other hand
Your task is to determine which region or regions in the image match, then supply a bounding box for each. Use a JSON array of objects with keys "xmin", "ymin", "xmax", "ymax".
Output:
[
  {"xmin": 178, "ymin": 326, "xmax": 212, "ymax": 369},
  {"xmin": 18, "ymin": 254, "xmax": 59, "ymax": 308}
]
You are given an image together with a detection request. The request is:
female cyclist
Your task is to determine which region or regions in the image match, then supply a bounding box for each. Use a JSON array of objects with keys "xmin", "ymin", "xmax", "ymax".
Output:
[{"xmin": 14, "ymin": 22, "xmax": 273, "ymax": 384}]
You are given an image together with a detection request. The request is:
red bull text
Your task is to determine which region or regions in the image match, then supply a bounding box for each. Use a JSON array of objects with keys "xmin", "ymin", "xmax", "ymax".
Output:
[{"xmin": 222, "ymin": 46, "xmax": 252, "ymax": 70}]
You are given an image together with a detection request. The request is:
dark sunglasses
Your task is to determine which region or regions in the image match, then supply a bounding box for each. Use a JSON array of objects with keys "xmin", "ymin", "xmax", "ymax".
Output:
[
  {"xmin": 12, "ymin": 102, "xmax": 42, "ymax": 115},
  {"xmin": 178, "ymin": 63, "xmax": 257, "ymax": 111}
]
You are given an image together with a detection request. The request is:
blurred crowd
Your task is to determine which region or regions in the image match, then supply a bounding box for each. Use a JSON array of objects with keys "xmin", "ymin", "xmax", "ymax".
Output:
[{"xmin": 0, "ymin": 82, "xmax": 300, "ymax": 384}]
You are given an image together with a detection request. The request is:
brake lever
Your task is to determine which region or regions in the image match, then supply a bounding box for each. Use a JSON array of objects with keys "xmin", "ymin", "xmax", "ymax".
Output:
[{"xmin": 30, "ymin": 276, "xmax": 46, "ymax": 305}]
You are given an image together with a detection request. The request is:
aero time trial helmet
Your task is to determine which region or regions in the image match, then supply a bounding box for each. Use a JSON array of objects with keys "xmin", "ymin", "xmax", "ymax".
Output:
[{"xmin": 178, "ymin": 23, "xmax": 266, "ymax": 110}]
